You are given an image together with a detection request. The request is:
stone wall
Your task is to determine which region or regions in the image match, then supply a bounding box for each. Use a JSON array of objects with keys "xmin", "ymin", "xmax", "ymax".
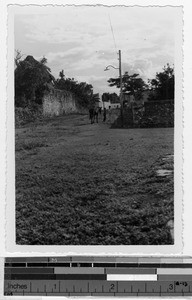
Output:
[
  {"xmin": 15, "ymin": 105, "xmax": 43, "ymax": 127},
  {"xmin": 43, "ymin": 89, "xmax": 79, "ymax": 117},
  {"xmin": 108, "ymin": 108, "xmax": 121, "ymax": 124},
  {"xmin": 111, "ymin": 107, "xmax": 133, "ymax": 128},
  {"xmin": 111, "ymin": 100, "xmax": 174, "ymax": 128},
  {"xmin": 138, "ymin": 100, "xmax": 174, "ymax": 128}
]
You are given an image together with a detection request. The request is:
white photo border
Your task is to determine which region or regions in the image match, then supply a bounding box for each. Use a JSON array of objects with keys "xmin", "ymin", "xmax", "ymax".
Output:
[{"xmin": 2, "ymin": 0, "xmax": 186, "ymax": 255}]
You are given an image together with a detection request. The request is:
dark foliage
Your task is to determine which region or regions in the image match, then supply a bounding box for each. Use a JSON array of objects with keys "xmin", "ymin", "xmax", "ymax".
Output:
[
  {"xmin": 15, "ymin": 53, "xmax": 55, "ymax": 107},
  {"xmin": 14, "ymin": 53, "xmax": 99, "ymax": 110},
  {"xmin": 148, "ymin": 64, "xmax": 174, "ymax": 101},
  {"xmin": 54, "ymin": 69, "xmax": 99, "ymax": 108},
  {"xmin": 102, "ymin": 92, "xmax": 120, "ymax": 103},
  {"xmin": 108, "ymin": 72, "xmax": 148, "ymax": 101}
]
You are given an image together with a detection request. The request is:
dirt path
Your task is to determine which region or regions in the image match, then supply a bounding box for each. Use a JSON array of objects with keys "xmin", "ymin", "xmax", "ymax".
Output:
[{"xmin": 16, "ymin": 113, "xmax": 174, "ymax": 245}]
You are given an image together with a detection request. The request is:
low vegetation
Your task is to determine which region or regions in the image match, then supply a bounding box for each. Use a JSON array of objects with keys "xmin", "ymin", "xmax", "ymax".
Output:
[{"xmin": 16, "ymin": 114, "xmax": 174, "ymax": 245}]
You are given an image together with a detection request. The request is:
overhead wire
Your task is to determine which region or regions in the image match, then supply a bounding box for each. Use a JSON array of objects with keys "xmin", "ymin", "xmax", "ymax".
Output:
[{"xmin": 108, "ymin": 14, "xmax": 118, "ymax": 59}]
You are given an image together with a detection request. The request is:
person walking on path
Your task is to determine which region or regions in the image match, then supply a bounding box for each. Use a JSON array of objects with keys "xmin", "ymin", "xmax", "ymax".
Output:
[
  {"xmin": 89, "ymin": 108, "xmax": 95, "ymax": 124},
  {"xmin": 94, "ymin": 107, "xmax": 99, "ymax": 123},
  {"xmin": 103, "ymin": 107, "xmax": 107, "ymax": 122},
  {"xmin": 108, "ymin": 106, "xmax": 112, "ymax": 124}
]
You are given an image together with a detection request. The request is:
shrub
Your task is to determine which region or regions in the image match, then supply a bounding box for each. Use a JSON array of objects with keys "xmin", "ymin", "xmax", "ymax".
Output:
[{"xmin": 15, "ymin": 104, "xmax": 43, "ymax": 127}]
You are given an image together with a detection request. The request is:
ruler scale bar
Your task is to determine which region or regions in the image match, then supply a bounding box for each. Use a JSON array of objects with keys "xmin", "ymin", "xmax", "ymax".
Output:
[
  {"xmin": 4, "ymin": 280, "xmax": 192, "ymax": 294},
  {"xmin": 4, "ymin": 257, "xmax": 192, "ymax": 297}
]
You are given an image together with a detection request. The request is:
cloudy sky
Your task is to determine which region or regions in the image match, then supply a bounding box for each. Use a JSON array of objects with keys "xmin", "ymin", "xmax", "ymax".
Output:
[{"xmin": 14, "ymin": 6, "xmax": 178, "ymax": 95}]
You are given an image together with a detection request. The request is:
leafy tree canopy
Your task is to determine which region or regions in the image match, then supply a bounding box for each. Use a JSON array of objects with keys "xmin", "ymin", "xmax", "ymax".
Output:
[
  {"xmin": 15, "ymin": 52, "xmax": 54, "ymax": 107},
  {"xmin": 55, "ymin": 71, "xmax": 95, "ymax": 108},
  {"xmin": 148, "ymin": 64, "xmax": 174, "ymax": 101},
  {"xmin": 15, "ymin": 52, "xmax": 100, "ymax": 110},
  {"xmin": 102, "ymin": 92, "xmax": 120, "ymax": 103},
  {"xmin": 108, "ymin": 72, "xmax": 147, "ymax": 101}
]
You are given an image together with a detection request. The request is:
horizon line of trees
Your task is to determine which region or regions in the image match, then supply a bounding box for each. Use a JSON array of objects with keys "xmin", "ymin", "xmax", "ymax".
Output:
[
  {"xmin": 107, "ymin": 64, "xmax": 174, "ymax": 102},
  {"xmin": 15, "ymin": 50, "xmax": 174, "ymax": 110},
  {"xmin": 15, "ymin": 51, "xmax": 100, "ymax": 109},
  {"xmin": 102, "ymin": 92, "xmax": 120, "ymax": 103}
]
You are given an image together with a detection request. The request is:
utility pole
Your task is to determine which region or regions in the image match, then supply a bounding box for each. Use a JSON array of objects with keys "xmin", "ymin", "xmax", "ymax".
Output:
[
  {"xmin": 118, "ymin": 50, "xmax": 123, "ymax": 127},
  {"xmin": 104, "ymin": 50, "xmax": 123, "ymax": 126}
]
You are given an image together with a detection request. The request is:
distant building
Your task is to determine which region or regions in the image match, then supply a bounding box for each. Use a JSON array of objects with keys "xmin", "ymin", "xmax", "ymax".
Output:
[
  {"xmin": 98, "ymin": 100, "xmax": 120, "ymax": 110},
  {"xmin": 100, "ymin": 92, "xmax": 120, "ymax": 110},
  {"xmin": 110, "ymin": 103, "xmax": 121, "ymax": 109}
]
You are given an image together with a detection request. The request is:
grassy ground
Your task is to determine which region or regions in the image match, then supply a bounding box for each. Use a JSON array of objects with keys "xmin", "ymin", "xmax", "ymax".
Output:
[{"xmin": 16, "ymin": 113, "xmax": 174, "ymax": 245}]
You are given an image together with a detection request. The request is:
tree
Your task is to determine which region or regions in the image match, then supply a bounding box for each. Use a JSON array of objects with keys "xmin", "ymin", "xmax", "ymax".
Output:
[
  {"xmin": 14, "ymin": 49, "xmax": 23, "ymax": 68},
  {"xmin": 89, "ymin": 93, "xmax": 100, "ymax": 107},
  {"xmin": 15, "ymin": 54, "xmax": 54, "ymax": 107},
  {"xmin": 148, "ymin": 64, "xmax": 174, "ymax": 101},
  {"xmin": 55, "ymin": 71, "xmax": 95, "ymax": 108},
  {"xmin": 108, "ymin": 72, "xmax": 147, "ymax": 101},
  {"xmin": 59, "ymin": 69, "xmax": 65, "ymax": 80},
  {"xmin": 102, "ymin": 93, "xmax": 110, "ymax": 102},
  {"xmin": 102, "ymin": 92, "xmax": 119, "ymax": 103}
]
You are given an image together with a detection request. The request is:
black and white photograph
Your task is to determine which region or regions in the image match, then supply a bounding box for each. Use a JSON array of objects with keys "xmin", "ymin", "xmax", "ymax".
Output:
[{"xmin": 12, "ymin": 5, "xmax": 182, "ymax": 246}]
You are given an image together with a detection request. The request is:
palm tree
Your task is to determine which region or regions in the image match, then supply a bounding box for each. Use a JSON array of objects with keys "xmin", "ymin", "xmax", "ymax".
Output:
[{"xmin": 15, "ymin": 55, "xmax": 55, "ymax": 106}]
